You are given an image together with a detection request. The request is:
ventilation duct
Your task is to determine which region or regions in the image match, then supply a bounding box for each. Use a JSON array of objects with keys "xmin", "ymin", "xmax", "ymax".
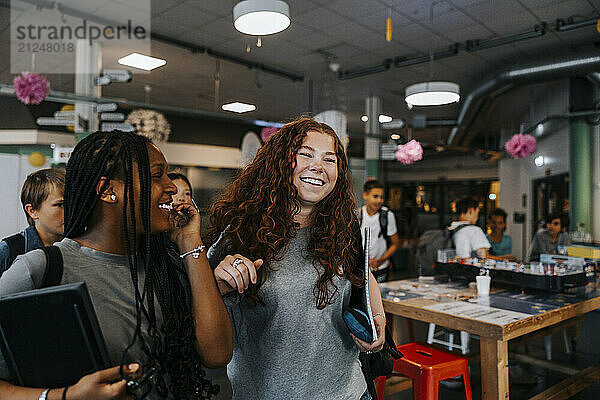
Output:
[{"xmin": 447, "ymin": 53, "xmax": 600, "ymax": 145}]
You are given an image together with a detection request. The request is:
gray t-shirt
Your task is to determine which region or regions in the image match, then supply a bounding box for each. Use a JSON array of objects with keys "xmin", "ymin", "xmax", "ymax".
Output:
[
  {"xmin": 0, "ymin": 238, "xmax": 166, "ymax": 399},
  {"xmin": 528, "ymin": 230, "xmax": 571, "ymax": 261},
  {"xmin": 220, "ymin": 228, "xmax": 366, "ymax": 400}
]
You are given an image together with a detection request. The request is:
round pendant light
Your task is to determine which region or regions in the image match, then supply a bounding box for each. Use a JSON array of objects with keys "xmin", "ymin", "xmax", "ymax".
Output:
[
  {"xmin": 233, "ymin": 0, "xmax": 290, "ymax": 35},
  {"xmin": 405, "ymin": 81, "xmax": 460, "ymax": 106}
]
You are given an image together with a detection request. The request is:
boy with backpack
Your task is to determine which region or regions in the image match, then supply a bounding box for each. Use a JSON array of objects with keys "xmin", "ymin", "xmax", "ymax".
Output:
[
  {"xmin": 450, "ymin": 197, "xmax": 490, "ymax": 259},
  {"xmin": 359, "ymin": 180, "xmax": 401, "ymax": 282},
  {"xmin": 417, "ymin": 197, "xmax": 490, "ymax": 276},
  {"xmin": 0, "ymin": 168, "xmax": 65, "ymax": 276}
]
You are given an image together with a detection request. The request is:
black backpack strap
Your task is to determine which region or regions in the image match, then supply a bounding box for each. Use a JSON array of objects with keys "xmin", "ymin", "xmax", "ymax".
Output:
[
  {"xmin": 448, "ymin": 223, "xmax": 472, "ymax": 247},
  {"xmin": 2, "ymin": 233, "xmax": 26, "ymax": 266},
  {"xmin": 378, "ymin": 208, "xmax": 388, "ymax": 239},
  {"xmin": 40, "ymin": 245, "xmax": 63, "ymax": 288}
]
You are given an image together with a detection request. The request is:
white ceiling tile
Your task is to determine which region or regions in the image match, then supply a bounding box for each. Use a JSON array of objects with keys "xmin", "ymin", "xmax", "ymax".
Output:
[
  {"xmin": 159, "ymin": 3, "xmax": 218, "ymax": 29},
  {"xmin": 527, "ymin": 0, "xmax": 596, "ymax": 21},
  {"xmin": 153, "ymin": 16, "xmax": 197, "ymax": 38},
  {"xmin": 152, "ymin": 16, "xmax": 191, "ymax": 37},
  {"xmin": 325, "ymin": 0, "xmax": 387, "ymax": 19},
  {"xmin": 444, "ymin": 23, "xmax": 491, "ymax": 43},
  {"xmin": 200, "ymin": 16, "xmax": 241, "ymax": 40},
  {"xmin": 294, "ymin": 8, "xmax": 349, "ymax": 32},
  {"xmin": 150, "ymin": 0, "xmax": 184, "ymax": 15},
  {"xmin": 183, "ymin": 0, "xmax": 235, "ymax": 18},
  {"xmin": 287, "ymin": 32, "xmax": 340, "ymax": 49}
]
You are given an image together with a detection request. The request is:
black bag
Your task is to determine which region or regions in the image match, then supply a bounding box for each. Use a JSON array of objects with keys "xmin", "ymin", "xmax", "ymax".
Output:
[
  {"xmin": 348, "ymin": 227, "xmax": 402, "ymax": 400},
  {"xmin": 351, "ymin": 282, "xmax": 403, "ymax": 400}
]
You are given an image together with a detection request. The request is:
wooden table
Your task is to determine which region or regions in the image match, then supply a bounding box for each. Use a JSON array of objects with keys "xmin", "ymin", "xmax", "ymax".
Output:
[{"xmin": 381, "ymin": 279, "xmax": 600, "ymax": 400}]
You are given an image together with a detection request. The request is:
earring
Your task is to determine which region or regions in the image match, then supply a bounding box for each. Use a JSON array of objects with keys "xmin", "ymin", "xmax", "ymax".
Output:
[{"xmin": 110, "ymin": 194, "xmax": 116, "ymax": 201}]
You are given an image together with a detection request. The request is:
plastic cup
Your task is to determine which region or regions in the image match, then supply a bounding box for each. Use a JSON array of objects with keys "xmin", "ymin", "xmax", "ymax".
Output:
[{"xmin": 476, "ymin": 275, "xmax": 490, "ymax": 297}]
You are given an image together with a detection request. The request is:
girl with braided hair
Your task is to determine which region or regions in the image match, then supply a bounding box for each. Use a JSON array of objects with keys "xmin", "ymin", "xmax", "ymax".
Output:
[
  {"xmin": 206, "ymin": 118, "xmax": 386, "ymax": 400},
  {"xmin": 0, "ymin": 131, "xmax": 232, "ymax": 399}
]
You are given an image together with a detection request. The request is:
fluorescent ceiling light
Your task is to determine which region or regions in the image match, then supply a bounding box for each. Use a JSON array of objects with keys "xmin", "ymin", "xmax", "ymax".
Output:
[
  {"xmin": 361, "ymin": 115, "xmax": 369, "ymax": 122},
  {"xmin": 118, "ymin": 53, "xmax": 166, "ymax": 71},
  {"xmin": 405, "ymin": 81, "xmax": 460, "ymax": 106},
  {"xmin": 233, "ymin": 0, "xmax": 290, "ymax": 35},
  {"xmin": 222, "ymin": 102, "xmax": 257, "ymax": 113},
  {"xmin": 378, "ymin": 114, "xmax": 393, "ymax": 123}
]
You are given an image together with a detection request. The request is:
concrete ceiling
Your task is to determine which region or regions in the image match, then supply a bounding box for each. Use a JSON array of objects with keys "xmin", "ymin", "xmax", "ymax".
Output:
[{"xmin": 0, "ymin": 0, "xmax": 599, "ymax": 149}]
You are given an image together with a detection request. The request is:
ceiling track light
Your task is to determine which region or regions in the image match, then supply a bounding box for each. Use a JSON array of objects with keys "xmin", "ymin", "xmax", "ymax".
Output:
[
  {"xmin": 233, "ymin": 0, "xmax": 290, "ymax": 36},
  {"xmin": 466, "ymin": 24, "xmax": 545, "ymax": 52},
  {"xmin": 394, "ymin": 44, "xmax": 459, "ymax": 68},
  {"xmin": 556, "ymin": 17, "xmax": 597, "ymax": 32}
]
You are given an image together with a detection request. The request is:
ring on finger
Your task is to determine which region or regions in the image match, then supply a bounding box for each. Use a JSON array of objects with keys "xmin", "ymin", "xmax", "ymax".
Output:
[{"xmin": 232, "ymin": 258, "xmax": 244, "ymax": 269}]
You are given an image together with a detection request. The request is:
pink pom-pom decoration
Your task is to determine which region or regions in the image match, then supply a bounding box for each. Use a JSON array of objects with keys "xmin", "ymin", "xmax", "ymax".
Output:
[
  {"xmin": 395, "ymin": 139, "xmax": 423, "ymax": 164},
  {"xmin": 505, "ymin": 134, "xmax": 537, "ymax": 159},
  {"xmin": 260, "ymin": 127, "xmax": 279, "ymax": 142},
  {"xmin": 13, "ymin": 71, "xmax": 50, "ymax": 105}
]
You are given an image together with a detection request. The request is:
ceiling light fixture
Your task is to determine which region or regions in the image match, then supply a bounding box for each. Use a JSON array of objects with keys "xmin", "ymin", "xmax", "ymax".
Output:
[
  {"xmin": 534, "ymin": 154, "xmax": 545, "ymax": 167},
  {"xmin": 391, "ymin": 134, "xmax": 400, "ymax": 140},
  {"xmin": 404, "ymin": 2, "xmax": 459, "ymax": 107},
  {"xmin": 118, "ymin": 53, "xmax": 166, "ymax": 71},
  {"xmin": 378, "ymin": 114, "xmax": 393, "ymax": 123},
  {"xmin": 222, "ymin": 102, "xmax": 257, "ymax": 113},
  {"xmin": 361, "ymin": 115, "xmax": 369, "ymax": 122},
  {"xmin": 405, "ymin": 81, "xmax": 460, "ymax": 106},
  {"xmin": 233, "ymin": 0, "xmax": 290, "ymax": 35}
]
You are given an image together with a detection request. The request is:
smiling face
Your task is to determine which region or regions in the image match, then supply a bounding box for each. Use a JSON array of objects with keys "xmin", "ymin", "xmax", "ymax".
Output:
[
  {"xmin": 146, "ymin": 144, "xmax": 178, "ymax": 234},
  {"xmin": 292, "ymin": 130, "xmax": 338, "ymax": 213}
]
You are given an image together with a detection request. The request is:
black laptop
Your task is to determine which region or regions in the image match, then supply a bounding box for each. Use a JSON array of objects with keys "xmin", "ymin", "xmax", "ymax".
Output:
[{"xmin": 0, "ymin": 282, "xmax": 111, "ymax": 387}]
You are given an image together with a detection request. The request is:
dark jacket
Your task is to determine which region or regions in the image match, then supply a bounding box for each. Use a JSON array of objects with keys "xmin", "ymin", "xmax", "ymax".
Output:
[{"xmin": 0, "ymin": 225, "xmax": 44, "ymax": 276}]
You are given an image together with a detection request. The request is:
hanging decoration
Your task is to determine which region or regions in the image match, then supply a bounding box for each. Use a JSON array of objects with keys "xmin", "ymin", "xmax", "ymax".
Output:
[
  {"xmin": 13, "ymin": 71, "xmax": 50, "ymax": 105},
  {"xmin": 260, "ymin": 127, "xmax": 279, "ymax": 142},
  {"xmin": 395, "ymin": 139, "xmax": 423, "ymax": 164},
  {"xmin": 125, "ymin": 109, "xmax": 171, "ymax": 142},
  {"xmin": 505, "ymin": 133, "xmax": 536, "ymax": 159},
  {"xmin": 386, "ymin": 8, "xmax": 393, "ymax": 42}
]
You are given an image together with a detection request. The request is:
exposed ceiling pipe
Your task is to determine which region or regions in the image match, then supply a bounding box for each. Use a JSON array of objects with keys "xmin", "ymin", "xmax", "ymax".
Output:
[{"xmin": 447, "ymin": 53, "xmax": 600, "ymax": 145}]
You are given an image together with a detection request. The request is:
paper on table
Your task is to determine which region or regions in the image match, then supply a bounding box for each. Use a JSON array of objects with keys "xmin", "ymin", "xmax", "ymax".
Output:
[
  {"xmin": 424, "ymin": 301, "xmax": 531, "ymax": 325},
  {"xmin": 364, "ymin": 228, "xmax": 378, "ymax": 342}
]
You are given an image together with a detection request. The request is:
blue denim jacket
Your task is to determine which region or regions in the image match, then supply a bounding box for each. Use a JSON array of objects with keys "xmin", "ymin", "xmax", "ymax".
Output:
[{"xmin": 0, "ymin": 225, "xmax": 44, "ymax": 276}]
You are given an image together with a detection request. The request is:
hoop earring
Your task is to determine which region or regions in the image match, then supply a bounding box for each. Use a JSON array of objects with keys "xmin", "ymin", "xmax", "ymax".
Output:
[{"xmin": 110, "ymin": 194, "xmax": 117, "ymax": 201}]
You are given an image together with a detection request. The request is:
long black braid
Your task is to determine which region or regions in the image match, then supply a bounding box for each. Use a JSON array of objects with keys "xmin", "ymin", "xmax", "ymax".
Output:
[{"xmin": 64, "ymin": 131, "xmax": 218, "ymax": 399}]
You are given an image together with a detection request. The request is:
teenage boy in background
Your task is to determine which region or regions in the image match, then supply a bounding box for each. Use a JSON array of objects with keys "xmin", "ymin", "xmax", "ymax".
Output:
[
  {"xmin": 449, "ymin": 197, "xmax": 490, "ymax": 259},
  {"xmin": 360, "ymin": 180, "xmax": 401, "ymax": 282},
  {"xmin": 0, "ymin": 168, "xmax": 65, "ymax": 275},
  {"xmin": 528, "ymin": 212, "xmax": 571, "ymax": 262}
]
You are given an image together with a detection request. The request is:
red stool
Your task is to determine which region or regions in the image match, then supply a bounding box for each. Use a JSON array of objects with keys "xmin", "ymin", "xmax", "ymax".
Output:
[
  {"xmin": 393, "ymin": 342, "xmax": 472, "ymax": 400},
  {"xmin": 374, "ymin": 376, "xmax": 386, "ymax": 400}
]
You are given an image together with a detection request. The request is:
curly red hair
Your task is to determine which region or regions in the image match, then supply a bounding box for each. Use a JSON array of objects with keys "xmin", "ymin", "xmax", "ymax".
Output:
[{"xmin": 206, "ymin": 118, "xmax": 362, "ymax": 309}]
